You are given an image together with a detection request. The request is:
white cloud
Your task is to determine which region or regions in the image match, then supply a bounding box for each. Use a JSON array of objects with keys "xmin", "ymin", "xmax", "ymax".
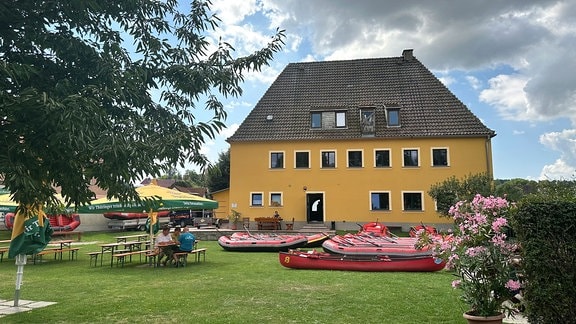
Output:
[
  {"xmin": 466, "ymin": 76, "xmax": 482, "ymax": 90},
  {"xmin": 479, "ymin": 74, "xmax": 533, "ymax": 121},
  {"xmin": 538, "ymin": 129, "xmax": 576, "ymax": 179},
  {"xmin": 438, "ymin": 76, "xmax": 455, "ymax": 87}
]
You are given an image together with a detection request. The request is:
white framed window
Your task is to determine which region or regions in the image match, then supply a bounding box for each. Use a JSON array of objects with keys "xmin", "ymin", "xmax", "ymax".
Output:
[
  {"xmin": 347, "ymin": 149, "xmax": 363, "ymax": 168},
  {"xmin": 310, "ymin": 110, "xmax": 347, "ymax": 129},
  {"xmin": 320, "ymin": 150, "xmax": 336, "ymax": 168},
  {"xmin": 370, "ymin": 191, "xmax": 391, "ymax": 211},
  {"xmin": 295, "ymin": 151, "xmax": 310, "ymax": 169},
  {"xmin": 250, "ymin": 192, "xmax": 263, "ymax": 207},
  {"xmin": 431, "ymin": 147, "xmax": 449, "ymax": 167},
  {"xmin": 402, "ymin": 148, "xmax": 420, "ymax": 167},
  {"xmin": 270, "ymin": 151, "xmax": 284, "ymax": 169},
  {"xmin": 402, "ymin": 191, "xmax": 424, "ymax": 211},
  {"xmin": 270, "ymin": 193, "xmax": 283, "ymax": 207},
  {"xmin": 374, "ymin": 149, "xmax": 391, "ymax": 167}
]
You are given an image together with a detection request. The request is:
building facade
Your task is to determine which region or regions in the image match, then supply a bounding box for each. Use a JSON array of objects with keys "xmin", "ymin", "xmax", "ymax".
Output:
[{"xmin": 224, "ymin": 49, "xmax": 495, "ymax": 231}]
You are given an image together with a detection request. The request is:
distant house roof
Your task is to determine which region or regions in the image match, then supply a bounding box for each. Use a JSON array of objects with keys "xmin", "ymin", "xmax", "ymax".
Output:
[
  {"xmin": 228, "ymin": 49, "xmax": 495, "ymax": 142},
  {"xmin": 141, "ymin": 178, "xmax": 176, "ymax": 188}
]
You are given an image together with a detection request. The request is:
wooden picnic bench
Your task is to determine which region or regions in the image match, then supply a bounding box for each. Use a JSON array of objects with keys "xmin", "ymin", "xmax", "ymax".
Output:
[
  {"xmin": 33, "ymin": 247, "xmax": 80, "ymax": 264},
  {"xmin": 173, "ymin": 248, "xmax": 207, "ymax": 267},
  {"xmin": 113, "ymin": 249, "xmax": 153, "ymax": 267},
  {"xmin": 254, "ymin": 217, "xmax": 280, "ymax": 230}
]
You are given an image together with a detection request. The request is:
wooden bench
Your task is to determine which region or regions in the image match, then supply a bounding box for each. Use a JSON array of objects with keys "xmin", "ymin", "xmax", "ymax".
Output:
[
  {"xmin": 145, "ymin": 250, "xmax": 161, "ymax": 267},
  {"xmin": 52, "ymin": 231, "xmax": 83, "ymax": 241},
  {"xmin": 173, "ymin": 248, "xmax": 207, "ymax": 267},
  {"xmin": 33, "ymin": 247, "xmax": 80, "ymax": 264},
  {"xmin": 113, "ymin": 249, "xmax": 151, "ymax": 267},
  {"xmin": 254, "ymin": 217, "xmax": 280, "ymax": 230},
  {"xmin": 0, "ymin": 247, "xmax": 8, "ymax": 263}
]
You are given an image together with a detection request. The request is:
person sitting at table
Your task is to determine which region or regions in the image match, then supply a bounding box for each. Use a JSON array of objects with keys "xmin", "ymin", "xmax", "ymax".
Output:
[
  {"xmin": 172, "ymin": 225, "xmax": 196, "ymax": 265},
  {"xmin": 155, "ymin": 225, "xmax": 178, "ymax": 266},
  {"xmin": 171, "ymin": 225, "xmax": 181, "ymax": 242}
]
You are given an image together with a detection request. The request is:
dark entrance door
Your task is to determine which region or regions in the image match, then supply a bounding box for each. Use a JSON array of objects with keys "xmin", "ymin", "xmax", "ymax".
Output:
[{"xmin": 306, "ymin": 193, "xmax": 324, "ymax": 223}]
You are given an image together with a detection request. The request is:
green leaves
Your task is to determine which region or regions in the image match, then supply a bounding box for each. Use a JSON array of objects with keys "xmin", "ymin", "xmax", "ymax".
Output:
[{"xmin": 0, "ymin": 0, "xmax": 285, "ymax": 208}]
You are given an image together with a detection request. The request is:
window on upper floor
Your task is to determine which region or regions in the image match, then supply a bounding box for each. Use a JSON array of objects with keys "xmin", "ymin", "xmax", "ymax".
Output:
[
  {"xmin": 403, "ymin": 192, "xmax": 423, "ymax": 211},
  {"xmin": 403, "ymin": 148, "xmax": 419, "ymax": 167},
  {"xmin": 432, "ymin": 148, "xmax": 449, "ymax": 167},
  {"xmin": 295, "ymin": 151, "xmax": 310, "ymax": 169},
  {"xmin": 251, "ymin": 193, "xmax": 263, "ymax": 207},
  {"xmin": 270, "ymin": 193, "xmax": 282, "ymax": 207},
  {"xmin": 347, "ymin": 150, "xmax": 363, "ymax": 168},
  {"xmin": 270, "ymin": 152, "xmax": 284, "ymax": 169},
  {"xmin": 370, "ymin": 192, "xmax": 390, "ymax": 211},
  {"xmin": 321, "ymin": 151, "xmax": 336, "ymax": 168},
  {"xmin": 374, "ymin": 149, "xmax": 391, "ymax": 167},
  {"xmin": 311, "ymin": 111, "xmax": 347, "ymax": 129},
  {"xmin": 387, "ymin": 108, "xmax": 400, "ymax": 127},
  {"xmin": 360, "ymin": 109, "xmax": 375, "ymax": 135}
]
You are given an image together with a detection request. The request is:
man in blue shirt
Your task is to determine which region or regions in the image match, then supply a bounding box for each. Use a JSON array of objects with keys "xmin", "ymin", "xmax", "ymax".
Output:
[{"xmin": 171, "ymin": 225, "xmax": 196, "ymax": 266}]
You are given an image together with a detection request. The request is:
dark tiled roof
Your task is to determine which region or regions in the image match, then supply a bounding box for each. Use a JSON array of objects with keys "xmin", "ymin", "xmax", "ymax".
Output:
[{"xmin": 228, "ymin": 52, "xmax": 495, "ymax": 142}]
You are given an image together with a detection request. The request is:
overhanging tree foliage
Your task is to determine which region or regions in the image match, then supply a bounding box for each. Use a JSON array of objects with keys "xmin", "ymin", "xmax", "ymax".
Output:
[
  {"xmin": 0, "ymin": 0, "xmax": 284, "ymax": 209},
  {"xmin": 205, "ymin": 149, "xmax": 229, "ymax": 193},
  {"xmin": 428, "ymin": 173, "xmax": 493, "ymax": 217}
]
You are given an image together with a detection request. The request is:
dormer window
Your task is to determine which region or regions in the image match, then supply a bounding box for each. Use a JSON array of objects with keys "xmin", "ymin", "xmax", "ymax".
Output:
[
  {"xmin": 311, "ymin": 110, "xmax": 347, "ymax": 129},
  {"xmin": 387, "ymin": 108, "xmax": 400, "ymax": 127},
  {"xmin": 360, "ymin": 109, "xmax": 375, "ymax": 135}
]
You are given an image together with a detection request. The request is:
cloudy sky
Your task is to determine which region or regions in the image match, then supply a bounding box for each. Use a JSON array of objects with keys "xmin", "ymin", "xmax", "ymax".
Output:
[{"xmin": 190, "ymin": 0, "xmax": 576, "ymax": 180}]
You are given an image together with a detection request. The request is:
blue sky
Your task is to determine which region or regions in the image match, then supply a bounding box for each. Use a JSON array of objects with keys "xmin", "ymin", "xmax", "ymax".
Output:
[{"xmin": 182, "ymin": 0, "xmax": 576, "ymax": 181}]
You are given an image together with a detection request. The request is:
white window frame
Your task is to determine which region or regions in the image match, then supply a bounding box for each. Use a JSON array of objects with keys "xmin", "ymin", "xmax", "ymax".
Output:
[
  {"xmin": 270, "ymin": 192, "xmax": 283, "ymax": 207},
  {"xmin": 431, "ymin": 147, "xmax": 450, "ymax": 167},
  {"xmin": 402, "ymin": 148, "xmax": 420, "ymax": 167},
  {"xmin": 269, "ymin": 151, "xmax": 285, "ymax": 169},
  {"xmin": 250, "ymin": 192, "xmax": 264, "ymax": 207},
  {"xmin": 294, "ymin": 150, "xmax": 311, "ymax": 169},
  {"xmin": 401, "ymin": 191, "xmax": 424, "ymax": 211},
  {"xmin": 320, "ymin": 150, "xmax": 337, "ymax": 168},
  {"xmin": 369, "ymin": 191, "xmax": 391, "ymax": 211},
  {"xmin": 374, "ymin": 148, "xmax": 392, "ymax": 168},
  {"xmin": 347, "ymin": 149, "xmax": 364, "ymax": 168}
]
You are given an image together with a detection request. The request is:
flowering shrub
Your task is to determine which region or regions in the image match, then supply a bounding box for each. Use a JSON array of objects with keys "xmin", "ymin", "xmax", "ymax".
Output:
[{"xmin": 417, "ymin": 194, "xmax": 521, "ymax": 317}]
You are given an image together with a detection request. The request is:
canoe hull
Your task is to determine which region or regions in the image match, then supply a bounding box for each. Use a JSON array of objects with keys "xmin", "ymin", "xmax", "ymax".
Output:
[
  {"xmin": 218, "ymin": 234, "xmax": 308, "ymax": 252},
  {"xmin": 279, "ymin": 250, "xmax": 445, "ymax": 272},
  {"xmin": 322, "ymin": 234, "xmax": 432, "ymax": 257}
]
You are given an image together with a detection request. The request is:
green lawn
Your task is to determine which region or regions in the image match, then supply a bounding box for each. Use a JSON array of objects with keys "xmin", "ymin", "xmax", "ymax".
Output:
[{"xmin": 0, "ymin": 231, "xmax": 467, "ymax": 323}]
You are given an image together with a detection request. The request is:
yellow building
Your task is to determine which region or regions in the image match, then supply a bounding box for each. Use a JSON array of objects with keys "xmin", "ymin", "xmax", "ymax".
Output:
[{"xmin": 224, "ymin": 49, "xmax": 495, "ymax": 231}]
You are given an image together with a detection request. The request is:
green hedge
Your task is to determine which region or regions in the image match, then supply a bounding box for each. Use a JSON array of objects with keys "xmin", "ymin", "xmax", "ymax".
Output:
[{"xmin": 513, "ymin": 201, "xmax": 576, "ymax": 323}]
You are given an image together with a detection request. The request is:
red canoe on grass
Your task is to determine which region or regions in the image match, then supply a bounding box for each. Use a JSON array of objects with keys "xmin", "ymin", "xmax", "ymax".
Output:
[{"xmin": 279, "ymin": 250, "xmax": 446, "ymax": 272}]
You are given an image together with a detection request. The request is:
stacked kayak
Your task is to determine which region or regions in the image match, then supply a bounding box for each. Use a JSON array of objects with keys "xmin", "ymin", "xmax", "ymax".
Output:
[
  {"xmin": 279, "ymin": 249, "xmax": 445, "ymax": 272},
  {"xmin": 218, "ymin": 232, "xmax": 309, "ymax": 252},
  {"xmin": 321, "ymin": 232, "xmax": 433, "ymax": 258}
]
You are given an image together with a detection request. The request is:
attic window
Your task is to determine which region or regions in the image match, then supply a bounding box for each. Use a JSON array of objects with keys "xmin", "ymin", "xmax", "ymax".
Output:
[
  {"xmin": 311, "ymin": 111, "xmax": 347, "ymax": 129},
  {"xmin": 387, "ymin": 108, "xmax": 400, "ymax": 127},
  {"xmin": 360, "ymin": 109, "xmax": 375, "ymax": 135}
]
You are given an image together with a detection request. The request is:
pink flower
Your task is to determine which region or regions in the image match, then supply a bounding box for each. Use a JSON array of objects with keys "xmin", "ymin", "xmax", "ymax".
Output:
[
  {"xmin": 505, "ymin": 280, "xmax": 522, "ymax": 291},
  {"xmin": 492, "ymin": 217, "xmax": 507, "ymax": 232},
  {"xmin": 452, "ymin": 280, "xmax": 461, "ymax": 288}
]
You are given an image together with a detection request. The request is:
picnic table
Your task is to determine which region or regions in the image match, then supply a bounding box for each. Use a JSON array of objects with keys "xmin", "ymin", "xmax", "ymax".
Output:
[
  {"xmin": 97, "ymin": 241, "xmax": 148, "ymax": 267},
  {"xmin": 32, "ymin": 239, "xmax": 79, "ymax": 264},
  {"xmin": 115, "ymin": 234, "xmax": 149, "ymax": 243}
]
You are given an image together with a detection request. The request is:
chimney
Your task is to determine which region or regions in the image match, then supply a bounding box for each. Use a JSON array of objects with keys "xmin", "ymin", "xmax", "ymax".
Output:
[{"xmin": 402, "ymin": 49, "xmax": 414, "ymax": 61}]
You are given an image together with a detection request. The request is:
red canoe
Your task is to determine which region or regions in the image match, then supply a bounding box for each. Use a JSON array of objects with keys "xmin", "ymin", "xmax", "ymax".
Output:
[
  {"xmin": 103, "ymin": 210, "xmax": 170, "ymax": 220},
  {"xmin": 322, "ymin": 233, "xmax": 432, "ymax": 257},
  {"xmin": 279, "ymin": 250, "xmax": 446, "ymax": 272},
  {"xmin": 4, "ymin": 213, "xmax": 81, "ymax": 232},
  {"xmin": 218, "ymin": 233, "xmax": 309, "ymax": 252}
]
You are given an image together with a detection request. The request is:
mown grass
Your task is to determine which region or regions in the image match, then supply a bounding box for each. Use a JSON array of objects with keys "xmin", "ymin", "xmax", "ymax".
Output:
[{"xmin": 0, "ymin": 231, "xmax": 467, "ymax": 323}]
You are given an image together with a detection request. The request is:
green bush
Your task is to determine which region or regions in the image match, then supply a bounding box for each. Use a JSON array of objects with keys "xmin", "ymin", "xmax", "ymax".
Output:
[{"xmin": 513, "ymin": 201, "xmax": 576, "ymax": 323}]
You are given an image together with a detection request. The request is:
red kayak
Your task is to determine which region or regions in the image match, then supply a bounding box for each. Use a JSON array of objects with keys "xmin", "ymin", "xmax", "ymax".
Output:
[
  {"xmin": 279, "ymin": 250, "xmax": 446, "ymax": 272},
  {"xmin": 322, "ymin": 233, "xmax": 432, "ymax": 257},
  {"xmin": 218, "ymin": 233, "xmax": 308, "ymax": 252}
]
